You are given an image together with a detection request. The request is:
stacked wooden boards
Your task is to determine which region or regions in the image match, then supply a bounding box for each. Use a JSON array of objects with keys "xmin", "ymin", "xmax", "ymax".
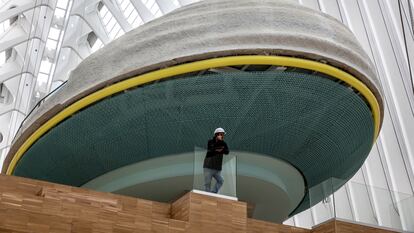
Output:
[{"xmin": 0, "ymin": 175, "xmax": 397, "ymax": 233}]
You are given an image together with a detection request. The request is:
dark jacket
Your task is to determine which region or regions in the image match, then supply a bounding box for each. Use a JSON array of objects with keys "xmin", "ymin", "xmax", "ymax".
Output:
[{"xmin": 203, "ymin": 137, "xmax": 229, "ymax": 171}]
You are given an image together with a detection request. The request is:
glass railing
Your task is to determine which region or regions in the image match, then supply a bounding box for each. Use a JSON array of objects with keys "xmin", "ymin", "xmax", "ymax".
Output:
[
  {"xmin": 193, "ymin": 146, "xmax": 237, "ymax": 198},
  {"xmin": 395, "ymin": 195, "xmax": 414, "ymax": 231},
  {"xmin": 308, "ymin": 177, "xmax": 342, "ymax": 224},
  {"xmin": 308, "ymin": 177, "xmax": 414, "ymax": 232}
]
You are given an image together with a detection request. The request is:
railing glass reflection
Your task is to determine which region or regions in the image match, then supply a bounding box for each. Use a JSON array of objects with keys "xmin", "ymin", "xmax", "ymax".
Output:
[
  {"xmin": 308, "ymin": 177, "xmax": 414, "ymax": 232},
  {"xmin": 193, "ymin": 146, "xmax": 236, "ymax": 197}
]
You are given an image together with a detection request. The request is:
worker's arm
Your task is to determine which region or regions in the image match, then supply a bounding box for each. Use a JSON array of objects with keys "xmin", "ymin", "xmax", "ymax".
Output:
[
  {"xmin": 207, "ymin": 140, "xmax": 215, "ymax": 153},
  {"xmin": 223, "ymin": 142, "xmax": 229, "ymax": 155}
]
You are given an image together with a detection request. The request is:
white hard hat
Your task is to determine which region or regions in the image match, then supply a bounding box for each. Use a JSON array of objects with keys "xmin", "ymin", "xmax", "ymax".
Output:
[{"xmin": 214, "ymin": 127, "xmax": 226, "ymax": 135}]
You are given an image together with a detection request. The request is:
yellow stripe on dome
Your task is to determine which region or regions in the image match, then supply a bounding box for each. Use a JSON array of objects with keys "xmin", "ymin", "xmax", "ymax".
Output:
[{"xmin": 6, "ymin": 55, "xmax": 381, "ymax": 175}]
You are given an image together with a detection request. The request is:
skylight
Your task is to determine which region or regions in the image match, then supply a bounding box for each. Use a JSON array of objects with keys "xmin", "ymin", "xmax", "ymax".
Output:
[
  {"xmin": 91, "ymin": 38, "xmax": 104, "ymax": 53},
  {"xmin": 0, "ymin": 19, "xmax": 10, "ymax": 37},
  {"xmin": 99, "ymin": 3, "xmax": 125, "ymax": 40},
  {"xmin": 0, "ymin": 51, "xmax": 5, "ymax": 66},
  {"xmin": 48, "ymin": 27, "xmax": 60, "ymax": 40},
  {"xmin": 34, "ymin": 0, "xmax": 71, "ymax": 99},
  {"xmin": 56, "ymin": 0, "xmax": 69, "ymax": 9},
  {"xmin": 54, "ymin": 8, "xmax": 66, "ymax": 19},
  {"xmin": 142, "ymin": 0, "xmax": 162, "ymax": 17},
  {"xmin": 39, "ymin": 60, "xmax": 52, "ymax": 74},
  {"xmin": 172, "ymin": 0, "xmax": 180, "ymax": 7},
  {"xmin": 37, "ymin": 72, "xmax": 49, "ymax": 85},
  {"xmin": 117, "ymin": 0, "xmax": 143, "ymax": 28},
  {"xmin": 46, "ymin": 39, "xmax": 58, "ymax": 50}
]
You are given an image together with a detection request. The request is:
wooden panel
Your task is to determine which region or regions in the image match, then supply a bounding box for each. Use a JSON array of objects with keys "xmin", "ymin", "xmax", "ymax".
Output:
[
  {"xmin": 171, "ymin": 192, "xmax": 190, "ymax": 221},
  {"xmin": 335, "ymin": 220, "xmax": 398, "ymax": 233},
  {"xmin": 311, "ymin": 219, "xmax": 399, "ymax": 233},
  {"xmin": 311, "ymin": 220, "xmax": 336, "ymax": 233},
  {"xmin": 187, "ymin": 192, "xmax": 248, "ymax": 233},
  {"xmin": 0, "ymin": 175, "xmax": 170, "ymax": 233},
  {"xmin": 247, "ymin": 218, "xmax": 311, "ymax": 233},
  {"xmin": 0, "ymin": 175, "xmax": 397, "ymax": 233},
  {"xmin": 169, "ymin": 219, "xmax": 189, "ymax": 233}
]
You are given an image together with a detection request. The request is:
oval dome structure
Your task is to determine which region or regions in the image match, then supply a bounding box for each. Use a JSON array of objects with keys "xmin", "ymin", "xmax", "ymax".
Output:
[{"xmin": 3, "ymin": 0, "xmax": 383, "ymax": 222}]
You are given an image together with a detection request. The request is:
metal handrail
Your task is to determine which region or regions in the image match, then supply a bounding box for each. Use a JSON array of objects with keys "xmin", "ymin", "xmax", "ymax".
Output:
[{"xmin": 12, "ymin": 80, "xmax": 68, "ymax": 142}]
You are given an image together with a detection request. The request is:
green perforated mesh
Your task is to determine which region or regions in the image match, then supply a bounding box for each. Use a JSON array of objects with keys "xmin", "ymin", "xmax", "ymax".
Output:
[{"xmin": 14, "ymin": 71, "xmax": 374, "ymax": 215}]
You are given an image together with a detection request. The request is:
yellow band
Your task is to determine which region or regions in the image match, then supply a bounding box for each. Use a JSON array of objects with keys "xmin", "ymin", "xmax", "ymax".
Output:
[{"xmin": 6, "ymin": 55, "xmax": 381, "ymax": 175}]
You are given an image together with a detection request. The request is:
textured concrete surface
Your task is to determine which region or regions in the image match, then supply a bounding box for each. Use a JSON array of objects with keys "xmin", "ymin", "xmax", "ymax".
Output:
[{"xmin": 4, "ymin": 0, "xmax": 382, "ymax": 181}]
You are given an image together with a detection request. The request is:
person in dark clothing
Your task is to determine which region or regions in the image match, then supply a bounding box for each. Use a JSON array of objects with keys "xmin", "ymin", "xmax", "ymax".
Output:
[{"xmin": 203, "ymin": 127, "xmax": 229, "ymax": 193}]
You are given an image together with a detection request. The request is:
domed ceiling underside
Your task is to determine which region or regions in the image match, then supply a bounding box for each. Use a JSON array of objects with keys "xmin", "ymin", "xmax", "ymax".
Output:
[{"xmin": 14, "ymin": 69, "xmax": 374, "ymax": 215}]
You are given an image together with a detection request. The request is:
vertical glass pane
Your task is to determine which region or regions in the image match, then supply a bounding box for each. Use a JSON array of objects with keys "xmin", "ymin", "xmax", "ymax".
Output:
[
  {"xmin": 309, "ymin": 178, "xmax": 335, "ymax": 224},
  {"xmin": 193, "ymin": 146, "xmax": 236, "ymax": 197},
  {"xmin": 333, "ymin": 185, "xmax": 354, "ymax": 221},
  {"xmin": 347, "ymin": 181, "xmax": 377, "ymax": 225},
  {"xmin": 370, "ymin": 185, "xmax": 402, "ymax": 230},
  {"xmin": 396, "ymin": 196, "xmax": 414, "ymax": 231},
  {"xmin": 219, "ymin": 153, "xmax": 236, "ymax": 195},
  {"xmin": 193, "ymin": 146, "xmax": 206, "ymax": 191}
]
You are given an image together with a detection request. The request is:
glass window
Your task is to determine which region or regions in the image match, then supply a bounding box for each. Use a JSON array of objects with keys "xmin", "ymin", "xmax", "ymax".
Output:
[
  {"xmin": 0, "ymin": 51, "xmax": 5, "ymax": 65},
  {"xmin": 48, "ymin": 27, "xmax": 60, "ymax": 40},
  {"xmin": 91, "ymin": 39, "xmax": 104, "ymax": 53},
  {"xmin": 37, "ymin": 72, "xmax": 49, "ymax": 85},
  {"xmin": 56, "ymin": 0, "xmax": 69, "ymax": 9},
  {"xmin": 39, "ymin": 60, "xmax": 52, "ymax": 73},
  {"xmin": 54, "ymin": 8, "xmax": 66, "ymax": 18},
  {"xmin": 46, "ymin": 39, "xmax": 58, "ymax": 50},
  {"xmin": 99, "ymin": 3, "xmax": 125, "ymax": 40}
]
